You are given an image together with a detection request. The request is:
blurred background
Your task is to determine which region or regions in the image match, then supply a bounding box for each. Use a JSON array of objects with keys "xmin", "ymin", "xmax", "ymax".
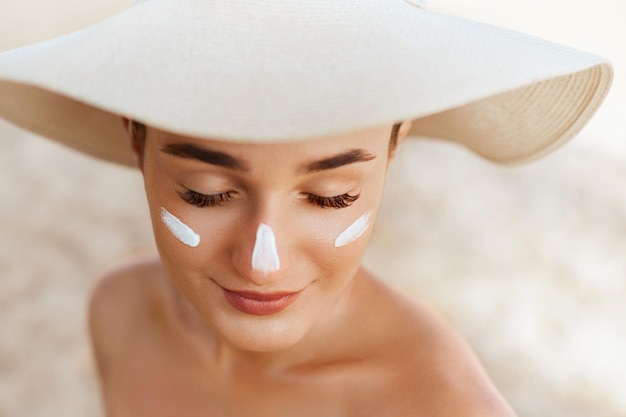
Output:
[{"xmin": 0, "ymin": 0, "xmax": 624, "ymax": 416}]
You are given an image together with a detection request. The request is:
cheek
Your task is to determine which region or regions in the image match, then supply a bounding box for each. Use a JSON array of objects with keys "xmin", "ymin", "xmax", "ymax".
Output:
[
  {"xmin": 160, "ymin": 207, "xmax": 200, "ymax": 247},
  {"xmin": 301, "ymin": 210, "xmax": 374, "ymax": 276},
  {"xmin": 151, "ymin": 204, "xmax": 233, "ymax": 274},
  {"xmin": 334, "ymin": 212, "xmax": 371, "ymax": 248}
]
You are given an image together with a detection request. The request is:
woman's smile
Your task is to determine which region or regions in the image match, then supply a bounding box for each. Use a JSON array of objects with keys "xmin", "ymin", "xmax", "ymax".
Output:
[{"xmin": 222, "ymin": 288, "xmax": 304, "ymax": 316}]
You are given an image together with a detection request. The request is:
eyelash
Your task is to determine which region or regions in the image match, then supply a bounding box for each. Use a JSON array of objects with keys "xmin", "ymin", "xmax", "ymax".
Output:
[
  {"xmin": 178, "ymin": 188, "xmax": 360, "ymax": 209},
  {"xmin": 305, "ymin": 193, "xmax": 360, "ymax": 209},
  {"xmin": 178, "ymin": 189, "xmax": 234, "ymax": 208}
]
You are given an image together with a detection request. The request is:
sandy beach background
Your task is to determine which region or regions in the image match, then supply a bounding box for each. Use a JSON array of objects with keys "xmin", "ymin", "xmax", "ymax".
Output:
[{"xmin": 0, "ymin": 1, "xmax": 624, "ymax": 416}]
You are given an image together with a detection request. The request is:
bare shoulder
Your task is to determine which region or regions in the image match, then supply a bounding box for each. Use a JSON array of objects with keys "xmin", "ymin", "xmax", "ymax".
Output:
[
  {"xmin": 88, "ymin": 252, "xmax": 169, "ymax": 382},
  {"xmin": 365, "ymin": 277, "xmax": 517, "ymax": 417}
]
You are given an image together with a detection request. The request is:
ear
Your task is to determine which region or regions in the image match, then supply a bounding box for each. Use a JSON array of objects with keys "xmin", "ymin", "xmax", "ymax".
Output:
[
  {"xmin": 397, "ymin": 120, "xmax": 412, "ymax": 143},
  {"xmin": 121, "ymin": 117, "xmax": 145, "ymax": 171}
]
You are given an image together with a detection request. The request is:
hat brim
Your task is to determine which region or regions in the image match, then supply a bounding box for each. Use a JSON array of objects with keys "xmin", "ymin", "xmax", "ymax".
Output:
[{"xmin": 0, "ymin": 0, "xmax": 613, "ymax": 166}]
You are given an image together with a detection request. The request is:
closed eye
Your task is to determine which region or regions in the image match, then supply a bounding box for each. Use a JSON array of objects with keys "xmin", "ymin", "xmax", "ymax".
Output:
[
  {"xmin": 177, "ymin": 188, "xmax": 359, "ymax": 209},
  {"xmin": 305, "ymin": 193, "xmax": 360, "ymax": 209},
  {"xmin": 178, "ymin": 188, "xmax": 234, "ymax": 208}
]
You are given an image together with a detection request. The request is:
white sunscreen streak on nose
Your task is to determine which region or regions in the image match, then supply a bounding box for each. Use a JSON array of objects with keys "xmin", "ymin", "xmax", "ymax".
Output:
[
  {"xmin": 160, "ymin": 207, "xmax": 200, "ymax": 248},
  {"xmin": 335, "ymin": 212, "xmax": 371, "ymax": 248},
  {"xmin": 251, "ymin": 223, "xmax": 280, "ymax": 274}
]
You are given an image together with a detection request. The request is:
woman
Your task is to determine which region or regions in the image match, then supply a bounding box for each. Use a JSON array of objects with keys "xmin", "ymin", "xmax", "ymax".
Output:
[
  {"xmin": 91, "ymin": 120, "xmax": 519, "ymax": 415},
  {"xmin": 0, "ymin": 0, "xmax": 612, "ymax": 415}
]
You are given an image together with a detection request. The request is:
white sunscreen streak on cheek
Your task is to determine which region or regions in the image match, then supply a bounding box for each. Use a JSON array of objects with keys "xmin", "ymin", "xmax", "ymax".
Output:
[
  {"xmin": 251, "ymin": 223, "xmax": 280, "ymax": 274},
  {"xmin": 334, "ymin": 212, "xmax": 371, "ymax": 248},
  {"xmin": 159, "ymin": 207, "xmax": 200, "ymax": 248}
]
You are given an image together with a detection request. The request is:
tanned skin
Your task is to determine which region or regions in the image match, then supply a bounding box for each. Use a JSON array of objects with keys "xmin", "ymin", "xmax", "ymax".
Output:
[{"xmin": 89, "ymin": 122, "xmax": 517, "ymax": 417}]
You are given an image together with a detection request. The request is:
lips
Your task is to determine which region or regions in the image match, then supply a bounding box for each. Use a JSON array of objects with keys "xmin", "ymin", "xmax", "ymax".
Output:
[{"xmin": 223, "ymin": 289, "xmax": 302, "ymax": 316}]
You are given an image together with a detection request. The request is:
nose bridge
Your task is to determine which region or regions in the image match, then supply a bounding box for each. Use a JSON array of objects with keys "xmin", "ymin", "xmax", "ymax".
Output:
[
  {"xmin": 251, "ymin": 222, "xmax": 280, "ymax": 274},
  {"xmin": 233, "ymin": 194, "xmax": 290, "ymax": 285}
]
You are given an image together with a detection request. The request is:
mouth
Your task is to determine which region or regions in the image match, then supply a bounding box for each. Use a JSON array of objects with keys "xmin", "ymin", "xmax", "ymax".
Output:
[{"xmin": 223, "ymin": 289, "xmax": 303, "ymax": 316}]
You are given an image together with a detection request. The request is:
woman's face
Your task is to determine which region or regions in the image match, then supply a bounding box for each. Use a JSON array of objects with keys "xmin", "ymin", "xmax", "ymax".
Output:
[{"xmin": 139, "ymin": 124, "xmax": 401, "ymax": 352}]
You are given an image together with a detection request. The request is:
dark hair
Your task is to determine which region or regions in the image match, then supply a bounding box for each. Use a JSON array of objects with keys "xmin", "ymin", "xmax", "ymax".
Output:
[
  {"xmin": 389, "ymin": 122, "xmax": 401, "ymax": 156},
  {"xmin": 131, "ymin": 120, "xmax": 146, "ymax": 154}
]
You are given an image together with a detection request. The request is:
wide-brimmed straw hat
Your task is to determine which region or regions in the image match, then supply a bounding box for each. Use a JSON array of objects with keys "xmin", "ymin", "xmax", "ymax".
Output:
[{"xmin": 0, "ymin": 0, "xmax": 613, "ymax": 167}]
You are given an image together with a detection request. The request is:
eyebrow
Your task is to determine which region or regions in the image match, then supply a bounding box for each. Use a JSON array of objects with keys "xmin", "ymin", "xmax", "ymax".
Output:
[
  {"xmin": 160, "ymin": 143, "xmax": 249, "ymax": 171},
  {"xmin": 160, "ymin": 143, "xmax": 375, "ymax": 174},
  {"xmin": 301, "ymin": 149, "xmax": 376, "ymax": 174}
]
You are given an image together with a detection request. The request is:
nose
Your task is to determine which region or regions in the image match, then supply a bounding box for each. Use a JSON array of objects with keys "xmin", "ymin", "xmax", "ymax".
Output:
[
  {"xmin": 232, "ymin": 220, "xmax": 290, "ymax": 286},
  {"xmin": 251, "ymin": 223, "xmax": 280, "ymax": 274}
]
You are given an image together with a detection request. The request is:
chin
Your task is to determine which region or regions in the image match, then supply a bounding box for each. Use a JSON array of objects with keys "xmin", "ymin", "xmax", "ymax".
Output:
[{"xmin": 213, "ymin": 313, "xmax": 312, "ymax": 353}]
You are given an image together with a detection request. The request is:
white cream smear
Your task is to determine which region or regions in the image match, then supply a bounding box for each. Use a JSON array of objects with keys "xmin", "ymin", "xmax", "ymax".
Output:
[
  {"xmin": 334, "ymin": 212, "xmax": 371, "ymax": 248},
  {"xmin": 160, "ymin": 207, "xmax": 200, "ymax": 248},
  {"xmin": 251, "ymin": 223, "xmax": 280, "ymax": 274}
]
